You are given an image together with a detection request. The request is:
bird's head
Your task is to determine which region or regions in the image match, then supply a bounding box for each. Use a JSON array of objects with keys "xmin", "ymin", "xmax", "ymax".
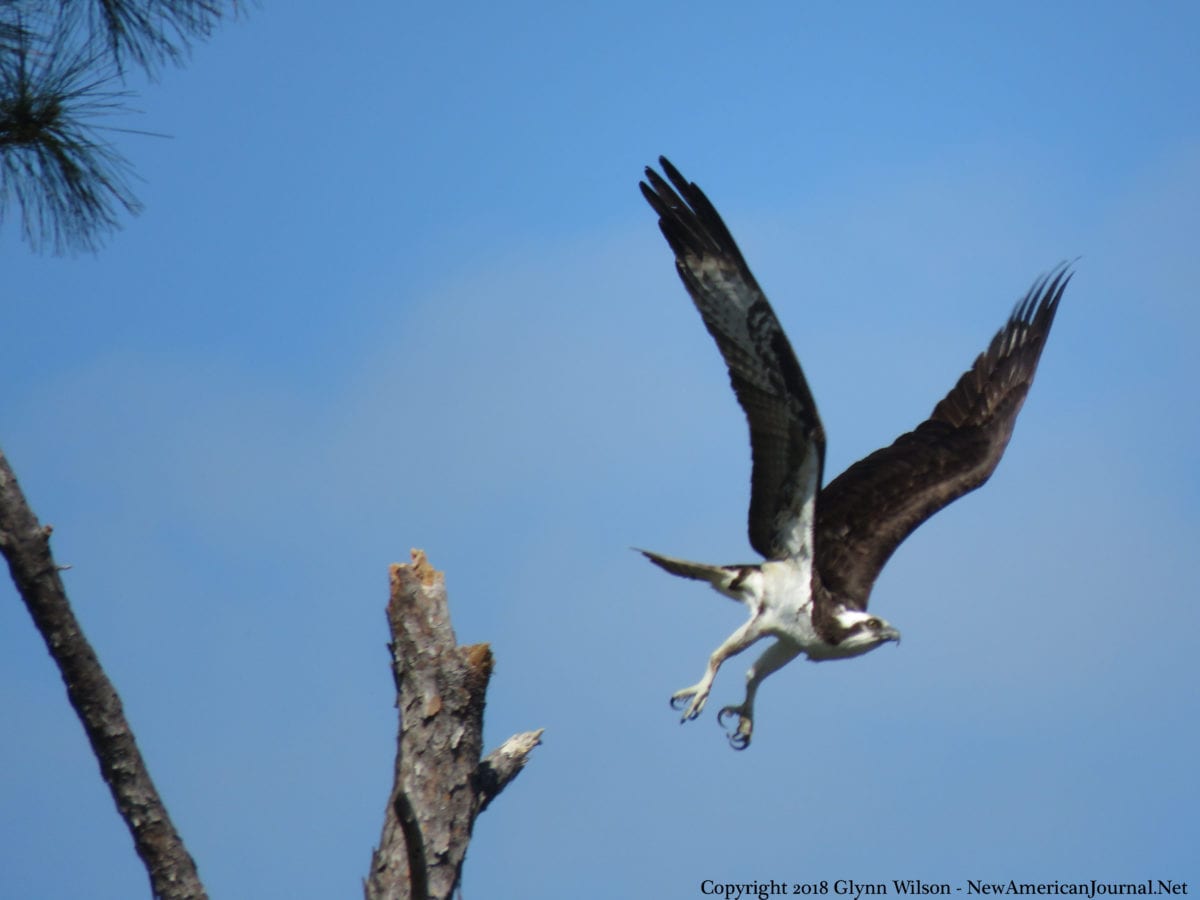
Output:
[{"xmin": 833, "ymin": 609, "xmax": 902, "ymax": 657}]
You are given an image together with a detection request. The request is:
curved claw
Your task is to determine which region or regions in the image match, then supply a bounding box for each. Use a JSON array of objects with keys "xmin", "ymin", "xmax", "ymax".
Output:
[
  {"xmin": 717, "ymin": 705, "xmax": 753, "ymax": 750},
  {"xmin": 670, "ymin": 684, "xmax": 710, "ymax": 721}
]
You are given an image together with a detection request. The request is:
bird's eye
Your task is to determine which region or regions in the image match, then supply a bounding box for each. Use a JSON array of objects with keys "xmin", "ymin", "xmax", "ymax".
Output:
[{"xmin": 866, "ymin": 618, "xmax": 881, "ymax": 630}]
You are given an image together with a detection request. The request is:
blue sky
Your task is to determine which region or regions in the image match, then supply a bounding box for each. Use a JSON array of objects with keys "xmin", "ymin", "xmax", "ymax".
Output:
[{"xmin": 3, "ymin": 2, "xmax": 1198, "ymax": 897}]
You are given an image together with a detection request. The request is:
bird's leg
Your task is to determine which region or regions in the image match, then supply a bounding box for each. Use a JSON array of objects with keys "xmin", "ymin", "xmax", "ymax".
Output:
[
  {"xmin": 717, "ymin": 638, "xmax": 801, "ymax": 749},
  {"xmin": 671, "ymin": 617, "xmax": 764, "ymax": 722}
]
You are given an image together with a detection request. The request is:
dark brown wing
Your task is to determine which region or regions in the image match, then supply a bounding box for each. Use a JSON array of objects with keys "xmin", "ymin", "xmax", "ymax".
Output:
[
  {"xmin": 815, "ymin": 265, "xmax": 1072, "ymax": 608},
  {"xmin": 641, "ymin": 157, "xmax": 825, "ymax": 561}
]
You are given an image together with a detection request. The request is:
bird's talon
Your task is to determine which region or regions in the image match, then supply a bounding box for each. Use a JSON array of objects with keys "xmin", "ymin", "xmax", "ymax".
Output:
[
  {"xmin": 670, "ymin": 684, "xmax": 710, "ymax": 721},
  {"xmin": 718, "ymin": 705, "xmax": 753, "ymax": 749}
]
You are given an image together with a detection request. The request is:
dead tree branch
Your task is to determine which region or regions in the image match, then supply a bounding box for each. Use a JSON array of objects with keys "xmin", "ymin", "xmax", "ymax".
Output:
[
  {"xmin": 4, "ymin": 439, "xmax": 539, "ymax": 898},
  {"xmin": 365, "ymin": 549, "xmax": 542, "ymax": 900},
  {"xmin": 0, "ymin": 445, "xmax": 207, "ymax": 900}
]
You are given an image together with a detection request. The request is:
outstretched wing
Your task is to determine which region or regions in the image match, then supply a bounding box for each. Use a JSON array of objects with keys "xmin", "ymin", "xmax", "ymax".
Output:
[
  {"xmin": 816, "ymin": 265, "xmax": 1072, "ymax": 609},
  {"xmin": 641, "ymin": 157, "xmax": 825, "ymax": 561}
]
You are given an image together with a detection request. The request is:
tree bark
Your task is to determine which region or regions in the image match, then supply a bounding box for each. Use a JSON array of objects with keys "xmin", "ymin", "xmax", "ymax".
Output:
[
  {"xmin": 4, "ymin": 439, "xmax": 539, "ymax": 898},
  {"xmin": 365, "ymin": 550, "xmax": 542, "ymax": 900},
  {"xmin": 0, "ymin": 446, "xmax": 207, "ymax": 900}
]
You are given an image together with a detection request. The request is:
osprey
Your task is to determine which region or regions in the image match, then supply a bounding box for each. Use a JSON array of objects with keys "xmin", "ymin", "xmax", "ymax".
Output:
[{"xmin": 639, "ymin": 157, "xmax": 1070, "ymax": 749}]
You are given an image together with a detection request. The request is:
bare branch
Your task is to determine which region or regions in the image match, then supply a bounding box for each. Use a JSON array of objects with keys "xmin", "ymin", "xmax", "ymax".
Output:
[
  {"xmin": 0, "ymin": 445, "xmax": 208, "ymax": 900},
  {"xmin": 475, "ymin": 728, "xmax": 544, "ymax": 815},
  {"xmin": 365, "ymin": 550, "xmax": 542, "ymax": 900}
]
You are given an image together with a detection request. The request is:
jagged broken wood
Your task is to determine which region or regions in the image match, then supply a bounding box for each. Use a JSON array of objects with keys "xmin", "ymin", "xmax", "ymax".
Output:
[
  {"xmin": 0, "ymin": 446, "xmax": 208, "ymax": 900},
  {"xmin": 365, "ymin": 550, "xmax": 542, "ymax": 900},
  {"xmin": 3, "ymin": 439, "xmax": 539, "ymax": 899}
]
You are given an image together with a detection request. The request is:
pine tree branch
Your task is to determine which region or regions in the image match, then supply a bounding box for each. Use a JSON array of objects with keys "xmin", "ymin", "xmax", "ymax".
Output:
[
  {"xmin": 64, "ymin": 0, "xmax": 241, "ymax": 75},
  {"xmin": 365, "ymin": 550, "xmax": 542, "ymax": 900},
  {"xmin": 0, "ymin": 28, "xmax": 142, "ymax": 253},
  {"xmin": 0, "ymin": 445, "xmax": 208, "ymax": 900},
  {"xmin": 0, "ymin": 1, "xmax": 243, "ymax": 252}
]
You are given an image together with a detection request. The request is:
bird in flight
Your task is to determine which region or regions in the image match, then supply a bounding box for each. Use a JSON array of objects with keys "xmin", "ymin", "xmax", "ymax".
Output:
[{"xmin": 639, "ymin": 157, "xmax": 1071, "ymax": 749}]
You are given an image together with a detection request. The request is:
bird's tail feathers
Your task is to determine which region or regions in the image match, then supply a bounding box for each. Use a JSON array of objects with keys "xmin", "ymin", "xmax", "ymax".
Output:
[{"xmin": 635, "ymin": 548, "xmax": 758, "ymax": 599}]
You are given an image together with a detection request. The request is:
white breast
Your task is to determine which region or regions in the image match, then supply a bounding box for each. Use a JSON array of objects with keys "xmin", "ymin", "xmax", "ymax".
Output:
[{"xmin": 753, "ymin": 557, "xmax": 825, "ymax": 653}]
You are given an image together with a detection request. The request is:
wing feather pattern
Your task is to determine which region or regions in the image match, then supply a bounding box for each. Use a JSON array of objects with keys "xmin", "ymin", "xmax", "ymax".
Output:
[
  {"xmin": 815, "ymin": 265, "xmax": 1072, "ymax": 609},
  {"xmin": 641, "ymin": 157, "xmax": 825, "ymax": 561}
]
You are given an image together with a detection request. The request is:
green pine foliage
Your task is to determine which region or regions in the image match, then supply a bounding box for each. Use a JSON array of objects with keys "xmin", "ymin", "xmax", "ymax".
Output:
[{"xmin": 0, "ymin": 0, "xmax": 237, "ymax": 253}]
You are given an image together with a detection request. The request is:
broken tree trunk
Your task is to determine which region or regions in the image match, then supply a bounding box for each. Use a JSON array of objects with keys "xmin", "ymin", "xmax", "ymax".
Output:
[{"xmin": 365, "ymin": 550, "xmax": 542, "ymax": 900}]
